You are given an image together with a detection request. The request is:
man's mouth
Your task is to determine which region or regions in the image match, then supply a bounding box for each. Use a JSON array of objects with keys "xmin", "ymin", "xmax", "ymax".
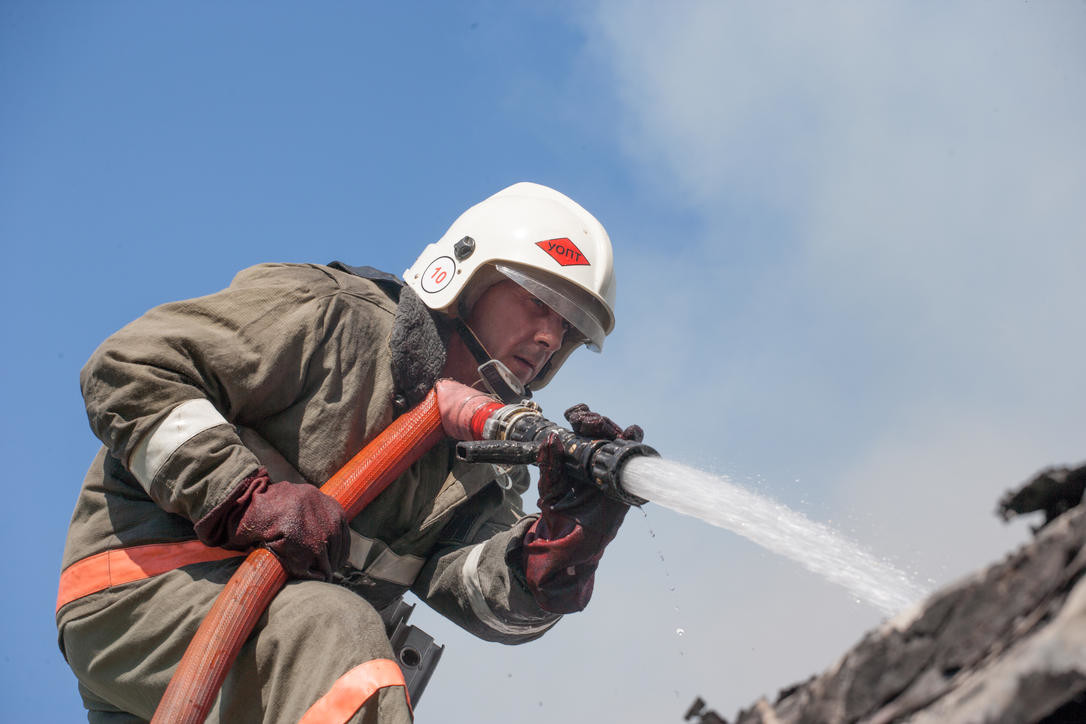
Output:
[{"xmin": 511, "ymin": 355, "xmax": 537, "ymax": 379}]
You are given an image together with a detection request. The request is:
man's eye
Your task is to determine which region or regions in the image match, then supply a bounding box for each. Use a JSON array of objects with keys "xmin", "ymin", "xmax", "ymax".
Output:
[{"xmin": 528, "ymin": 295, "xmax": 570, "ymax": 333}]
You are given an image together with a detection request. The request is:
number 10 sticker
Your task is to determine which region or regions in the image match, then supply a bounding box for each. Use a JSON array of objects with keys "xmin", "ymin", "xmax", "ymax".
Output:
[{"xmin": 421, "ymin": 256, "xmax": 456, "ymax": 293}]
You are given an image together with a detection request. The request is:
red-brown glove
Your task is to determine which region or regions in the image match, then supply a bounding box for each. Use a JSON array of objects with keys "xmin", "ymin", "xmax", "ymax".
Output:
[
  {"xmin": 563, "ymin": 403, "xmax": 644, "ymax": 445},
  {"xmin": 195, "ymin": 468, "xmax": 350, "ymax": 581},
  {"xmin": 522, "ymin": 405, "xmax": 643, "ymax": 613}
]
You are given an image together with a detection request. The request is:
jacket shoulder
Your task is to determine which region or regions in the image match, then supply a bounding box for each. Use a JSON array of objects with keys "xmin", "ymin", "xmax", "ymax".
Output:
[{"xmin": 228, "ymin": 263, "xmax": 397, "ymax": 313}]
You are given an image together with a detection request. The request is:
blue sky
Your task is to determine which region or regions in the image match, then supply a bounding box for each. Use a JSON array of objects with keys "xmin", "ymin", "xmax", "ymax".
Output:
[{"xmin": 3, "ymin": 2, "xmax": 1084, "ymax": 722}]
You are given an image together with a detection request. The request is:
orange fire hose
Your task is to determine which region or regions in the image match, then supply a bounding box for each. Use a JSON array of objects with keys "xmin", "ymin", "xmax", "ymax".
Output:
[{"xmin": 151, "ymin": 389, "xmax": 445, "ymax": 724}]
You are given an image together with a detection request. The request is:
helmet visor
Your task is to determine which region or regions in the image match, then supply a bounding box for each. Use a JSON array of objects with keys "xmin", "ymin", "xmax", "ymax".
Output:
[{"xmin": 495, "ymin": 263, "xmax": 607, "ymax": 352}]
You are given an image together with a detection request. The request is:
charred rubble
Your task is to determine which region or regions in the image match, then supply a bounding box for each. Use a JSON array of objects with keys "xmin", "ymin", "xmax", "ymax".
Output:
[{"xmin": 685, "ymin": 461, "xmax": 1086, "ymax": 724}]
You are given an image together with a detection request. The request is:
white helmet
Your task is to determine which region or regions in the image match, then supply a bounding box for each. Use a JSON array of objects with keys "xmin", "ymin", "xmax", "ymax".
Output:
[{"xmin": 405, "ymin": 182, "xmax": 616, "ymax": 390}]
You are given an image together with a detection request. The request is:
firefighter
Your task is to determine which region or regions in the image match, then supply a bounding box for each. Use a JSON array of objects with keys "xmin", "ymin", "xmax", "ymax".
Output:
[{"xmin": 57, "ymin": 182, "xmax": 641, "ymax": 723}]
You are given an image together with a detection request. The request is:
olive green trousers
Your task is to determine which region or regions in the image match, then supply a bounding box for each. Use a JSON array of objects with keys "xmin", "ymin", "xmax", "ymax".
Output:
[{"xmin": 59, "ymin": 561, "xmax": 413, "ymax": 723}]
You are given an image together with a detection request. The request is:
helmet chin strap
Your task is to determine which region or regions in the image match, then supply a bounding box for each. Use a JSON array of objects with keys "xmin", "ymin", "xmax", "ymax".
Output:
[{"xmin": 452, "ymin": 318, "xmax": 530, "ymax": 404}]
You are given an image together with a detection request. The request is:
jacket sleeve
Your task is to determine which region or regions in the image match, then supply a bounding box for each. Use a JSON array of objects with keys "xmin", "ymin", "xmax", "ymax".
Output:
[
  {"xmin": 79, "ymin": 263, "xmax": 369, "ymax": 523},
  {"xmin": 410, "ymin": 466, "xmax": 562, "ymax": 644}
]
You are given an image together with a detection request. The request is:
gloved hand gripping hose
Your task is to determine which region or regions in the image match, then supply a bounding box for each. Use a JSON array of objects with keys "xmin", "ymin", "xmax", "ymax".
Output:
[{"xmin": 151, "ymin": 389, "xmax": 446, "ymax": 724}]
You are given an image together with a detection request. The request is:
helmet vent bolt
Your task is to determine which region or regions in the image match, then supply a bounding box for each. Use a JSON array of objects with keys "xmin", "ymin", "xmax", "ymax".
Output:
[{"xmin": 453, "ymin": 236, "xmax": 476, "ymax": 261}]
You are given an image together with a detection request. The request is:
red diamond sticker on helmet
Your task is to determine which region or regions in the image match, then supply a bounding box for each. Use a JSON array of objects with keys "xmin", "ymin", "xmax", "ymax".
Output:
[{"xmin": 536, "ymin": 238, "xmax": 590, "ymax": 267}]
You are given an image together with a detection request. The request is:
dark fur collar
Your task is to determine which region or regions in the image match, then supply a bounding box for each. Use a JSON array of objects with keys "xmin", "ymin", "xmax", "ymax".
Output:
[{"xmin": 390, "ymin": 286, "xmax": 451, "ymax": 407}]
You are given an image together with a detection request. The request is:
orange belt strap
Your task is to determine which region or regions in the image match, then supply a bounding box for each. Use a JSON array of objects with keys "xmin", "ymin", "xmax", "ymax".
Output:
[
  {"xmin": 56, "ymin": 540, "xmax": 246, "ymax": 613},
  {"xmin": 299, "ymin": 658, "xmax": 410, "ymax": 724}
]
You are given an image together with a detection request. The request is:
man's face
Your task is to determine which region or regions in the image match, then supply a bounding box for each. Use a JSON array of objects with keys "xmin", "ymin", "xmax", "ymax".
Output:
[{"xmin": 467, "ymin": 279, "xmax": 569, "ymax": 384}]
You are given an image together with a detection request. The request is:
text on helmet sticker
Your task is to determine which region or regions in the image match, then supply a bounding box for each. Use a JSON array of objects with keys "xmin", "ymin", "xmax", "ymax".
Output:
[
  {"xmin": 535, "ymin": 238, "xmax": 589, "ymax": 267},
  {"xmin": 421, "ymin": 256, "xmax": 456, "ymax": 293}
]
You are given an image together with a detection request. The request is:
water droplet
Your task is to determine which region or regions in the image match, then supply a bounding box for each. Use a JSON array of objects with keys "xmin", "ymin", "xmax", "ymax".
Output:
[{"xmin": 675, "ymin": 627, "xmax": 685, "ymax": 636}]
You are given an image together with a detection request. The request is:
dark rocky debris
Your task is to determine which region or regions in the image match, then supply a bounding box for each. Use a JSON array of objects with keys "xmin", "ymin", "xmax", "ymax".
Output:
[
  {"xmin": 686, "ymin": 459, "xmax": 1086, "ymax": 724},
  {"xmin": 998, "ymin": 464, "xmax": 1086, "ymax": 532}
]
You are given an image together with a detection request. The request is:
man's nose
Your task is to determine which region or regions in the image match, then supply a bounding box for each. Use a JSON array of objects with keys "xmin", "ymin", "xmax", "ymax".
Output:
[{"xmin": 535, "ymin": 311, "xmax": 565, "ymax": 351}]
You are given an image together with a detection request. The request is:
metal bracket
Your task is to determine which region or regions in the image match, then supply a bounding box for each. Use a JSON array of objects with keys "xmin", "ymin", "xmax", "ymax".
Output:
[{"xmin": 381, "ymin": 598, "xmax": 444, "ymax": 706}]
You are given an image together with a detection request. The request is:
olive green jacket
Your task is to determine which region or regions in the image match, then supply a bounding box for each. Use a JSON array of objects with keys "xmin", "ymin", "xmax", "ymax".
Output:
[{"xmin": 59, "ymin": 262, "xmax": 560, "ymax": 643}]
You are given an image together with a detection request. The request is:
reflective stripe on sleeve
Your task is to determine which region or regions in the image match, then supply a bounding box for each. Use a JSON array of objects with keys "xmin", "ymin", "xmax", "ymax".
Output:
[
  {"xmin": 129, "ymin": 399, "xmax": 230, "ymax": 491},
  {"xmin": 298, "ymin": 658, "xmax": 409, "ymax": 724},
  {"xmin": 346, "ymin": 531, "xmax": 425, "ymax": 586},
  {"xmin": 56, "ymin": 540, "xmax": 245, "ymax": 613},
  {"xmin": 346, "ymin": 532, "xmax": 374, "ymax": 569},
  {"xmin": 460, "ymin": 543, "xmax": 558, "ymax": 636}
]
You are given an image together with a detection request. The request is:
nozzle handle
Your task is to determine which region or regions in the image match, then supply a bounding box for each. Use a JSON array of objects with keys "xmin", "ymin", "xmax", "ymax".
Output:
[{"xmin": 455, "ymin": 440, "xmax": 540, "ymax": 466}]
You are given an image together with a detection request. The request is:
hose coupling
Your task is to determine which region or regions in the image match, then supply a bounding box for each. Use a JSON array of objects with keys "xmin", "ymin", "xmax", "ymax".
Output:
[{"xmin": 480, "ymin": 401, "xmax": 543, "ymax": 441}]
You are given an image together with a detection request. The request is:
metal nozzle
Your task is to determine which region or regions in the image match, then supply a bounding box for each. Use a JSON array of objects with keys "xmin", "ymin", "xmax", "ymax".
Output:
[
  {"xmin": 455, "ymin": 404, "xmax": 658, "ymax": 506},
  {"xmin": 590, "ymin": 438, "xmax": 656, "ymax": 506}
]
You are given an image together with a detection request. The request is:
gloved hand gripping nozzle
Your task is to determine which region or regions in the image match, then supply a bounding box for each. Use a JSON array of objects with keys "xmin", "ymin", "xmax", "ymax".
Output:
[{"xmin": 454, "ymin": 402, "xmax": 658, "ymax": 506}]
